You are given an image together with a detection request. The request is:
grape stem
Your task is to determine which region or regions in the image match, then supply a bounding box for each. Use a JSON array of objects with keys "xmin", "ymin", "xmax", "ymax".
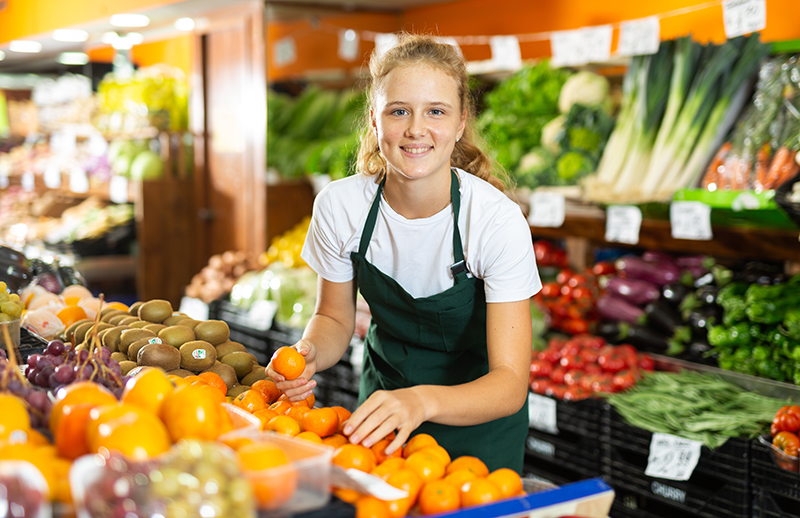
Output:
[{"xmin": 1, "ymin": 324, "xmax": 28, "ymax": 388}]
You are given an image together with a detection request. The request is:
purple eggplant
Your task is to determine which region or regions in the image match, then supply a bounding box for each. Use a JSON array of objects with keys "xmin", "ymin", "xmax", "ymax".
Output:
[
  {"xmin": 676, "ymin": 255, "xmax": 716, "ymax": 269},
  {"xmin": 596, "ymin": 294, "xmax": 646, "ymax": 325},
  {"xmin": 615, "ymin": 255, "xmax": 681, "ymax": 286},
  {"xmin": 606, "ymin": 277, "xmax": 660, "ymax": 306},
  {"xmin": 642, "ymin": 250, "xmax": 675, "ymax": 264}
]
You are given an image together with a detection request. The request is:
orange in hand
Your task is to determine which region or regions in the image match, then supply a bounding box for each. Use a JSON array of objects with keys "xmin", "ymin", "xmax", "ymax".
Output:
[
  {"xmin": 301, "ymin": 407, "xmax": 339, "ymax": 438},
  {"xmin": 333, "ymin": 444, "xmax": 377, "ymax": 473},
  {"xmin": 460, "ymin": 477, "xmax": 501, "ymax": 508},
  {"xmin": 272, "ymin": 347, "xmax": 305, "ymax": 380},
  {"xmin": 418, "ymin": 479, "xmax": 461, "ymax": 515},
  {"xmin": 487, "ymin": 468, "xmax": 523, "ymax": 498}
]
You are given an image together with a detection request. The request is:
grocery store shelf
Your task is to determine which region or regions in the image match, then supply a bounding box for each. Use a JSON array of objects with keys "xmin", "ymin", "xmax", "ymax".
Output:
[{"xmin": 530, "ymin": 212, "xmax": 800, "ymax": 263}]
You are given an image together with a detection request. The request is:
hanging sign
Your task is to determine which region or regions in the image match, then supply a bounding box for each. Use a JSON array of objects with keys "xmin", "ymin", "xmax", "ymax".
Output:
[
  {"xmin": 617, "ymin": 16, "xmax": 661, "ymax": 56},
  {"xmin": 605, "ymin": 205, "xmax": 642, "ymax": 245},
  {"xmin": 273, "ymin": 37, "xmax": 297, "ymax": 67},
  {"xmin": 489, "ymin": 35, "xmax": 522, "ymax": 70},
  {"xmin": 527, "ymin": 393, "xmax": 559, "ymax": 435},
  {"xmin": 670, "ymin": 201, "xmax": 713, "ymax": 240},
  {"xmin": 338, "ymin": 29, "xmax": 360, "ymax": 62},
  {"xmin": 528, "ymin": 191, "xmax": 566, "ymax": 228},
  {"xmin": 551, "ymin": 25, "xmax": 613, "ymax": 67},
  {"xmin": 645, "ymin": 433, "xmax": 703, "ymax": 481},
  {"xmin": 723, "ymin": 0, "xmax": 766, "ymax": 38}
]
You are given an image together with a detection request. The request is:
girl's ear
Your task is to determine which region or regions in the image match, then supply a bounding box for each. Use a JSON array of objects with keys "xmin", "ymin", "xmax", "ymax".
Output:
[
  {"xmin": 370, "ymin": 108, "xmax": 378, "ymax": 135},
  {"xmin": 458, "ymin": 109, "xmax": 467, "ymax": 140}
]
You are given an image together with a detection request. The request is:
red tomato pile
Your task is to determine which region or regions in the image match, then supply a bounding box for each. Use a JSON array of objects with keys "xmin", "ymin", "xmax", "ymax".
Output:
[
  {"xmin": 529, "ymin": 334, "xmax": 655, "ymax": 401},
  {"xmin": 771, "ymin": 405, "xmax": 800, "ymax": 470},
  {"xmin": 533, "ymin": 239, "xmax": 568, "ymax": 269}
]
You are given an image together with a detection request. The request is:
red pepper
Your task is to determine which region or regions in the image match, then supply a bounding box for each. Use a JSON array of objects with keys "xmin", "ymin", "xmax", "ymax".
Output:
[
  {"xmin": 773, "ymin": 405, "xmax": 800, "ymax": 433},
  {"xmin": 773, "ymin": 430, "xmax": 800, "ymax": 457}
]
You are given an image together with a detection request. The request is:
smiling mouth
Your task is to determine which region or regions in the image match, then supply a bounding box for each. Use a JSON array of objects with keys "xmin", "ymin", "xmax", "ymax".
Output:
[{"xmin": 401, "ymin": 146, "xmax": 431, "ymax": 154}]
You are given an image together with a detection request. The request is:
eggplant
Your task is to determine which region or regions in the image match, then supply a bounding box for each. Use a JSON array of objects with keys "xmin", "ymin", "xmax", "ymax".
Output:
[
  {"xmin": 642, "ymin": 250, "xmax": 675, "ymax": 265},
  {"xmin": 662, "ymin": 283, "xmax": 690, "ymax": 307},
  {"xmin": 676, "ymin": 255, "xmax": 716, "ymax": 269},
  {"xmin": 605, "ymin": 277, "xmax": 660, "ymax": 306},
  {"xmin": 623, "ymin": 325, "xmax": 680, "ymax": 355},
  {"xmin": 695, "ymin": 285, "xmax": 719, "ymax": 306},
  {"xmin": 645, "ymin": 299, "xmax": 683, "ymax": 335},
  {"xmin": 615, "ymin": 255, "xmax": 681, "ymax": 286},
  {"xmin": 596, "ymin": 294, "xmax": 646, "ymax": 325},
  {"xmin": 596, "ymin": 320, "xmax": 623, "ymax": 343},
  {"xmin": 686, "ymin": 305, "xmax": 723, "ymax": 338}
]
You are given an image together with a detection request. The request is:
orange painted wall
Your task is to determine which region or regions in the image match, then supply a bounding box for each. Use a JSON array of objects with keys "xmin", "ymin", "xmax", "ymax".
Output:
[
  {"xmin": 0, "ymin": 0, "xmax": 183, "ymax": 44},
  {"xmin": 131, "ymin": 35, "xmax": 193, "ymax": 77}
]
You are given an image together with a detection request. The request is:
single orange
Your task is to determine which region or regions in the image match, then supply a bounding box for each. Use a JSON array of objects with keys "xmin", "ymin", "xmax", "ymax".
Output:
[
  {"xmin": 330, "ymin": 406, "xmax": 352, "ymax": 432},
  {"xmin": 418, "ymin": 445, "xmax": 451, "ymax": 467},
  {"xmin": 233, "ymin": 390, "xmax": 268, "ymax": 414},
  {"xmin": 106, "ymin": 301, "xmax": 129, "ymax": 312},
  {"xmin": 487, "ymin": 468, "xmax": 523, "ymax": 499},
  {"xmin": 405, "ymin": 450, "xmax": 446, "ymax": 482},
  {"xmin": 384, "ymin": 468, "xmax": 423, "ymax": 518},
  {"xmin": 51, "ymin": 456, "xmax": 73, "ymax": 504},
  {"xmin": 419, "ymin": 479, "xmax": 461, "ymax": 515},
  {"xmin": 85, "ymin": 403, "xmax": 147, "ymax": 452},
  {"xmin": 269, "ymin": 399, "xmax": 292, "ymax": 415},
  {"xmin": 443, "ymin": 469, "xmax": 477, "ymax": 491},
  {"xmin": 56, "ymin": 306, "xmax": 89, "ymax": 327},
  {"xmin": 372, "ymin": 438, "xmax": 403, "ymax": 464},
  {"xmin": 50, "ymin": 381, "xmax": 118, "ymax": 433},
  {"xmin": 446, "ymin": 456, "xmax": 489, "ymax": 477},
  {"xmin": 54, "ymin": 402, "xmax": 94, "ymax": 459},
  {"xmin": 333, "ymin": 443, "xmax": 377, "ymax": 473},
  {"xmin": 198, "ymin": 372, "xmax": 228, "ymax": 396},
  {"xmin": 334, "ymin": 488, "xmax": 363, "ymax": 504},
  {"xmin": 0, "ymin": 394, "xmax": 30, "ymax": 441},
  {"xmin": 160, "ymin": 384, "xmax": 227, "ymax": 442},
  {"xmin": 286, "ymin": 404, "xmax": 312, "ymax": 422},
  {"xmin": 371, "ymin": 457, "xmax": 407, "ymax": 480},
  {"xmin": 250, "ymin": 379, "xmax": 282, "ymax": 404},
  {"xmin": 296, "ymin": 431, "xmax": 323, "ymax": 444},
  {"xmin": 91, "ymin": 409, "xmax": 171, "ymax": 460},
  {"xmin": 403, "ymin": 433, "xmax": 438, "ymax": 458},
  {"xmin": 272, "ymin": 347, "xmax": 306, "ymax": 380},
  {"xmin": 238, "ymin": 442, "xmax": 297, "ymax": 510},
  {"xmin": 121, "ymin": 368, "xmax": 175, "ymax": 415},
  {"xmin": 305, "ymin": 392, "xmax": 316, "ymax": 407},
  {"xmin": 301, "ymin": 407, "xmax": 339, "ymax": 438},
  {"xmin": 460, "ymin": 477, "xmax": 501, "ymax": 508},
  {"xmin": 26, "ymin": 429, "xmax": 50, "ymax": 447},
  {"xmin": 252, "ymin": 408, "xmax": 280, "ymax": 429},
  {"xmin": 322, "ymin": 434, "xmax": 349, "ymax": 448},
  {"xmin": 355, "ymin": 495, "xmax": 391, "ymax": 518},
  {"xmin": 265, "ymin": 415, "xmax": 301, "ymax": 436}
]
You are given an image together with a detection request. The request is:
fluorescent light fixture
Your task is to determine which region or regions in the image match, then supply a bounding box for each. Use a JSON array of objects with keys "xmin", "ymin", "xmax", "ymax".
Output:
[
  {"xmin": 112, "ymin": 38, "xmax": 133, "ymax": 50},
  {"xmin": 109, "ymin": 13, "xmax": 150, "ymax": 28},
  {"xmin": 174, "ymin": 17, "xmax": 195, "ymax": 31},
  {"xmin": 0, "ymin": 51, "xmax": 4, "ymax": 61},
  {"xmin": 58, "ymin": 52, "xmax": 89, "ymax": 65},
  {"xmin": 126, "ymin": 33, "xmax": 144, "ymax": 45},
  {"xmin": 344, "ymin": 29, "xmax": 357, "ymax": 42},
  {"xmin": 53, "ymin": 29, "xmax": 89, "ymax": 42},
  {"xmin": 102, "ymin": 32, "xmax": 119, "ymax": 44},
  {"xmin": 9, "ymin": 40, "xmax": 43, "ymax": 53}
]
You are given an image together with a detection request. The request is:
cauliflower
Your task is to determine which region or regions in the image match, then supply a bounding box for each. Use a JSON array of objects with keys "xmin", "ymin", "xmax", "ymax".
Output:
[
  {"xmin": 541, "ymin": 115, "xmax": 566, "ymax": 155},
  {"xmin": 558, "ymin": 71, "xmax": 610, "ymax": 114}
]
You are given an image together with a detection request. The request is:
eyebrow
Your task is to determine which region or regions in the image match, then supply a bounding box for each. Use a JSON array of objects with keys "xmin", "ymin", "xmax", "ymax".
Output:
[{"xmin": 385, "ymin": 101, "xmax": 454, "ymax": 109}]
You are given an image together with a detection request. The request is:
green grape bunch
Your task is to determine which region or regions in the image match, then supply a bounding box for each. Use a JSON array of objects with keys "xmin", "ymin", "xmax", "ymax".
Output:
[{"xmin": 0, "ymin": 282, "xmax": 24, "ymax": 322}]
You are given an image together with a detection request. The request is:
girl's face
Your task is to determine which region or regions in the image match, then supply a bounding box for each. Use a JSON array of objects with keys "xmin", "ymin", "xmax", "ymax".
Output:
[{"xmin": 371, "ymin": 63, "xmax": 466, "ymax": 183}]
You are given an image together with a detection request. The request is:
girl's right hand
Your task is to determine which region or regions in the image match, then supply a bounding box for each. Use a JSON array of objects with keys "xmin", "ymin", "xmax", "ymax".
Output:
[{"xmin": 266, "ymin": 340, "xmax": 318, "ymax": 402}]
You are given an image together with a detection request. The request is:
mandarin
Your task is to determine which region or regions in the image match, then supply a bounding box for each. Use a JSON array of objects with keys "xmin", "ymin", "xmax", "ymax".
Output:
[
  {"xmin": 330, "ymin": 406, "xmax": 351, "ymax": 432},
  {"xmin": 160, "ymin": 384, "xmax": 227, "ymax": 441},
  {"xmin": 487, "ymin": 468, "xmax": 523, "ymax": 499},
  {"xmin": 460, "ymin": 477, "xmax": 501, "ymax": 508},
  {"xmin": 418, "ymin": 445, "xmax": 451, "ymax": 466},
  {"xmin": 272, "ymin": 347, "xmax": 305, "ymax": 380},
  {"xmin": 334, "ymin": 488, "xmax": 363, "ymax": 504},
  {"xmin": 286, "ymin": 404, "xmax": 311, "ymax": 422},
  {"xmin": 384, "ymin": 468, "xmax": 423, "ymax": 518},
  {"xmin": 250, "ymin": 379, "xmax": 282, "ymax": 404},
  {"xmin": 265, "ymin": 415, "xmax": 301, "ymax": 436},
  {"xmin": 405, "ymin": 450, "xmax": 446, "ymax": 482},
  {"xmin": 92, "ymin": 410, "xmax": 171, "ymax": 460},
  {"xmin": 54, "ymin": 402, "xmax": 94, "ymax": 459},
  {"xmin": 322, "ymin": 434, "xmax": 349, "ymax": 448},
  {"xmin": 49, "ymin": 381, "xmax": 117, "ymax": 433},
  {"xmin": 371, "ymin": 457, "xmax": 407, "ymax": 480},
  {"xmin": 333, "ymin": 443, "xmax": 376, "ymax": 473},
  {"xmin": 301, "ymin": 407, "xmax": 339, "ymax": 438},
  {"xmin": 296, "ymin": 431, "xmax": 323, "ymax": 444},
  {"xmin": 56, "ymin": 306, "xmax": 89, "ymax": 327},
  {"xmin": 238, "ymin": 442, "xmax": 297, "ymax": 510},
  {"xmin": 269, "ymin": 399, "xmax": 292, "ymax": 415},
  {"xmin": 252, "ymin": 408, "xmax": 280, "ymax": 429},
  {"xmin": 233, "ymin": 390, "xmax": 268, "ymax": 413},
  {"xmin": 121, "ymin": 367, "xmax": 175, "ymax": 415},
  {"xmin": 355, "ymin": 495, "xmax": 391, "ymax": 518},
  {"xmin": 403, "ymin": 433, "xmax": 437, "ymax": 458},
  {"xmin": 443, "ymin": 469, "xmax": 477, "ymax": 491},
  {"xmin": 446, "ymin": 456, "xmax": 489, "ymax": 477},
  {"xmin": 419, "ymin": 479, "xmax": 461, "ymax": 515},
  {"xmin": 198, "ymin": 372, "xmax": 228, "ymax": 396},
  {"xmin": 372, "ymin": 438, "xmax": 403, "ymax": 464}
]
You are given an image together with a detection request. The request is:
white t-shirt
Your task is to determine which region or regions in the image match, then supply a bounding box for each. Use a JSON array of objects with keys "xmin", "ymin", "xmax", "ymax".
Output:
[{"xmin": 301, "ymin": 169, "xmax": 541, "ymax": 303}]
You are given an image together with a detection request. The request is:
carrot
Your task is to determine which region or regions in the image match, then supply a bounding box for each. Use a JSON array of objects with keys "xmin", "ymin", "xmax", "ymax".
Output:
[
  {"xmin": 775, "ymin": 150, "xmax": 800, "ymax": 188},
  {"xmin": 754, "ymin": 143, "xmax": 772, "ymax": 190},
  {"xmin": 731, "ymin": 157, "xmax": 751, "ymax": 190},
  {"xmin": 702, "ymin": 142, "xmax": 731, "ymax": 189},
  {"xmin": 764, "ymin": 146, "xmax": 791, "ymax": 189}
]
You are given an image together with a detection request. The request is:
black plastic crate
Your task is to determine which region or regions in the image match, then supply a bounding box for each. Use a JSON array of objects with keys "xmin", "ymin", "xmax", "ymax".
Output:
[
  {"xmin": 226, "ymin": 327, "xmax": 271, "ymax": 366},
  {"xmin": 610, "ymin": 485, "xmax": 714, "ymax": 518},
  {"xmin": 752, "ymin": 487, "xmax": 800, "ymax": 518},
  {"xmin": 522, "ymin": 455, "xmax": 601, "ymax": 487},
  {"xmin": 525, "ymin": 425, "xmax": 602, "ymax": 478},
  {"xmin": 318, "ymin": 387, "xmax": 359, "ymax": 412},
  {"xmin": 602, "ymin": 407, "xmax": 750, "ymax": 518},
  {"xmin": 751, "ymin": 434, "xmax": 800, "ymax": 512},
  {"xmin": 528, "ymin": 394, "xmax": 604, "ymax": 437}
]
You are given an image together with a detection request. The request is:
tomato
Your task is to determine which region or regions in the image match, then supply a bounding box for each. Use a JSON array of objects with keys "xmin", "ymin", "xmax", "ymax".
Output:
[
  {"xmin": 579, "ymin": 348, "xmax": 599, "ymax": 365},
  {"xmin": 773, "ymin": 431, "xmax": 800, "ymax": 457},
  {"xmin": 571, "ymin": 286, "xmax": 594, "ymax": 303},
  {"xmin": 547, "ymin": 384, "xmax": 567, "ymax": 400},
  {"xmin": 589, "ymin": 373, "xmax": 615, "ymax": 393},
  {"xmin": 547, "ymin": 336, "xmax": 567, "ymax": 349},
  {"xmin": 560, "ymin": 284, "xmax": 575, "ymax": 298},
  {"xmin": 598, "ymin": 347, "xmax": 627, "ymax": 373},
  {"xmin": 637, "ymin": 353, "xmax": 656, "ymax": 371},
  {"xmin": 562, "ymin": 318, "xmax": 590, "ymax": 336},
  {"xmin": 612, "ymin": 370, "xmax": 638, "ymax": 392},
  {"xmin": 771, "ymin": 422, "xmax": 782, "ymax": 438},
  {"xmin": 616, "ymin": 344, "xmax": 638, "ymax": 358},
  {"xmin": 592, "ymin": 261, "xmax": 616, "ymax": 276},
  {"xmin": 549, "ymin": 367, "xmax": 567, "ymax": 385},
  {"xmin": 556, "ymin": 269, "xmax": 574, "ymax": 285},
  {"xmin": 560, "ymin": 354, "xmax": 586, "ymax": 371},
  {"xmin": 538, "ymin": 348, "xmax": 561, "ymax": 364},
  {"xmin": 568, "ymin": 274, "xmax": 589, "ymax": 287},
  {"xmin": 584, "ymin": 363, "xmax": 603, "ymax": 375},
  {"xmin": 773, "ymin": 406, "xmax": 800, "ymax": 433},
  {"xmin": 530, "ymin": 378, "xmax": 552, "ymax": 395},
  {"xmin": 566, "ymin": 304, "xmax": 585, "ymax": 320},
  {"xmin": 559, "ymin": 340, "xmax": 583, "ymax": 357},
  {"xmin": 534, "ymin": 240, "xmax": 560, "ymax": 266},
  {"xmin": 575, "ymin": 334, "xmax": 606, "ymax": 350},
  {"xmin": 563, "ymin": 369, "xmax": 588, "ymax": 386},
  {"xmin": 550, "ymin": 298, "xmax": 571, "ymax": 318},
  {"xmin": 563, "ymin": 385, "xmax": 591, "ymax": 401},
  {"xmin": 530, "ymin": 359, "xmax": 554, "ymax": 378},
  {"xmin": 540, "ymin": 282, "xmax": 562, "ymax": 299}
]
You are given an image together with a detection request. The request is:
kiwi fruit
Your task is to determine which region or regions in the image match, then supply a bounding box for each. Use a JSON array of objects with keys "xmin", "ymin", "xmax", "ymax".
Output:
[
  {"xmin": 174, "ymin": 318, "xmax": 200, "ymax": 330},
  {"xmin": 241, "ymin": 366, "xmax": 268, "ymax": 386},
  {"xmin": 81, "ymin": 322, "xmax": 114, "ymax": 344},
  {"xmin": 128, "ymin": 337, "xmax": 163, "ymax": 361},
  {"xmin": 138, "ymin": 342, "xmax": 181, "ymax": 371},
  {"xmin": 220, "ymin": 351, "xmax": 257, "ymax": 380},
  {"xmin": 118, "ymin": 329, "xmax": 157, "ymax": 355},
  {"xmin": 128, "ymin": 320, "xmax": 151, "ymax": 329},
  {"xmin": 96, "ymin": 327, "xmax": 113, "ymax": 346},
  {"xmin": 107, "ymin": 314, "xmax": 130, "ymax": 326},
  {"xmin": 201, "ymin": 362, "xmax": 238, "ymax": 390},
  {"xmin": 138, "ymin": 299, "xmax": 173, "ymax": 324},
  {"xmin": 102, "ymin": 325, "xmax": 130, "ymax": 352},
  {"xmin": 143, "ymin": 324, "xmax": 167, "ymax": 334},
  {"xmin": 158, "ymin": 325, "xmax": 196, "ymax": 348},
  {"xmin": 63, "ymin": 319, "xmax": 91, "ymax": 342},
  {"xmin": 128, "ymin": 301, "xmax": 145, "ymax": 317},
  {"xmin": 179, "ymin": 340, "xmax": 217, "ymax": 372},
  {"xmin": 100, "ymin": 306, "xmax": 122, "ymax": 318},
  {"xmin": 162, "ymin": 313, "xmax": 189, "ymax": 327},
  {"xmin": 167, "ymin": 368, "xmax": 194, "ymax": 378},
  {"xmin": 215, "ymin": 340, "xmax": 247, "ymax": 358},
  {"xmin": 119, "ymin": 361, "xmax": 138, "ymax": 376},
  {"xmin": 126, "ymin": 366, "xmax": 157, "ymax": 379},
  {"xmin": 194, "ymin": 320, "xmax": 230, "ymax": 346},
  {"xmin": 119, "ymin": 316, "xmax": 140, "ymax": 326},
  {"xmin": 100, "ymin": 310, "xmax": 127, "ymax": 323},
  {"xmin": 226, "ymin": 384, "xmax": 250, "ymax": 398},
  {"xmin": 111, "ymin": 352, "xmax": 128, "ymax": 363},
  {"xmin": 72, "ymin": 322, "xmax": 97, "ymax": 345}
]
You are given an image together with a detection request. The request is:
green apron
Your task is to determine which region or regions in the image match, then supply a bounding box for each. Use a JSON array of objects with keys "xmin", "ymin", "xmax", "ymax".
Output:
[{"xmin": 350, "ymin": 169, "xmax": 528, "ymax": 473}]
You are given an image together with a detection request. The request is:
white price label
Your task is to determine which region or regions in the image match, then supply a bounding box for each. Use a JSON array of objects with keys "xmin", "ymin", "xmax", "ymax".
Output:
[
  {"xmin": 528, "ymin": 191, "xmax": 566, "ymax": 228},
  {"xmin": 617, "ymin": 17, "xmax": 661, "ymax": 56},
  {"xmin": 645, "ymin": 433, "xmax": 703, "ymax": 481},
  {"xmin": 551, "ymin": 25, "xmax": 612, "ymax": 67},
  {"xmin": 605, "ymin": 205, "xmax": 642, "ymax": 245},
  {"xmin": 179, "ymin": 296, "xmax": 209, "ymax": 321},
  {"xmin": 489, "ymin": 35, "xmax": 522, "ymax": 71},
  {"xmin": 69, "ymin": 167, "xmax": 89, "ymax": 193},
  {"xmin": 44, "ymin": 163, "xmax": 61, "ymax": 189},
  {"xmin": 273, "ymin": 37, "xmax": 297, "ymax": 67},
  {"xmin": 723, "ymin": 0, "xmax": 766, "ymax": 38},
  {"xmin": 338, "ymin": 29, "xmax": 360, "ymax": 62},
  {"xmin": 670, "ymin": 201, "xmax": 713, "ymax": 241},
  {"xmin": 527, "ymin": 393, "xmax": 559, "ymax": 435},
  {"xmin": 109, "ymin": 175, "xmax": 129, "ymax": 204},
  {"xmin": 582, "ymin": 25, "xmax": 613, "ymax": 64},
  {"xmin": 21, "ymin": 171, "xmax": 35, "ymax": 192},
  {"xmin": 247, "ymin": 300, "xmax": 278, "ymax": 332}
]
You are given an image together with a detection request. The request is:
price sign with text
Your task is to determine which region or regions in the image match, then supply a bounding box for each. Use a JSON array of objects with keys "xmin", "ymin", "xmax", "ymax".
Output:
[
  {"xmin": 490, "ymin": 35, "xmax": 522, "ymax": 70},
  {"xmin": 670, "ymin": 201, "xmax": 712, "ymax": 240},
  {"xmin": 527, "ymin": 393, "xmax": 559, "ymax": 435},
  {"xmin": 645, "ymin": 433, "xmax": 703, "ymax": 481},
  {"xmin": 605, "ymin": 205, "xmax": 642, "ymax": 245},
  {"xmin": 723, "ymin": 0, "xmax": 766, "ymax": 38},
  {"xmin": 617, "ymin": 17, "xmax": 661, "ymax": 56},
  {"xmin": 528, "ymin": 191, "xmax": 566, "ymax": 228}
]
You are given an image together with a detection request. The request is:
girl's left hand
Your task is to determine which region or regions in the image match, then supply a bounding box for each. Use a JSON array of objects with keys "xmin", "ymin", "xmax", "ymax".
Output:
[{"xmin": 343, "ymin": 388, "xmax": 430, "ymax": 455}]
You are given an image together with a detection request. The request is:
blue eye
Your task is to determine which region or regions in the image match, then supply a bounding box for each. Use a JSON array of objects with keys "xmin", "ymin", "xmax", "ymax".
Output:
[
  {"xmin": 391, "ymin": 109, "xmax": 408, "ymax": 116},
  {"xmin": 430, "ymin": 109, "xmax": 444, "ymax": 115}
]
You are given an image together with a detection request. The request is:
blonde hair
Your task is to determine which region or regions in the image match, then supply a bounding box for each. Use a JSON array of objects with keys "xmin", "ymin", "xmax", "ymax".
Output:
[{"xmin": 356, "ymin": 33, "xmax": 507, "ymax": 190}]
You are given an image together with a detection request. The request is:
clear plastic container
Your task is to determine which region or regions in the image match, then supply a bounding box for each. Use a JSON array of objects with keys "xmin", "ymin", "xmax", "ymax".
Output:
[
  {"xmin": 0, "ymin": 318, "xmax": 21, "ymax": 352},
  {"xmin": 0, "ymin": 460, "xmax": 53, "ymax": 518},
  {"xmin": 760, "ymin": 434, "xmax": 800, "ymax": 473},
  {"xmin": 222, "ymin": 402, "xmax": 262, "ymax": 430},
  {"xmin": 219, "ymin": 429, "xmax": 334, "ymax": 516}
]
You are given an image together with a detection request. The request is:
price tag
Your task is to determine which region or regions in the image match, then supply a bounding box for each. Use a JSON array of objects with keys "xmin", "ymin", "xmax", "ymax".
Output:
[
  {"xmin": 109, "ymin": 175, "xmax": 129, "ymax": 204},
  {"xmin": 581, "ymin": 25, "xmax": 613, "ymax": 64},
  {"xmin": 528, "ymin": 191, "xmax": 566, "ymax": 227},
  {"xmin": 617, "ymin": 16, "xmax": 661, "ymax": 56},
  {"xmin": 338, "ymin": 29, "xmax": 360, "ymax": 62},
  {"xmin": 21, "ymin": 171, "xmax": 35, "ymax": 192},
  {"xmin": 723, "ymin": 0, "xmax": 766, "ymax": 38},
  {"xmin": 44, "ymin": 163, "xmax": 62, "ymax": 189},
  {"xmin": 247, "ymin": 300, "xmax": 278, "ymax": 331},
  {"xmin": 273, "ymin": 37, "xmax": 296, "ymax": 67},
  {"xmin": 645, "ymin": 433, "xmax": 703, "ymax": 481},
  {"xmin": 670, "ymin": 201, "xmax": 712, "ymax": 240},
  {"xmin": 551, "ymin": 25, "xmax": 613, "ymax": 67},
  {"xmin": 69, "ymin": 167, "xmax": 89, "ymax": 193},
  {"xmin": 605, "ymin": 205, "xmax": 642, "ymax": 245},
  {"xmin": 374, "ymin": 33, "xmax": 399, "ymax": 59},
  {"xmin": 489, "ymin": 36, "xmax": 522, "ymax": 71},
  {"xmin": 527, "ymin": 393, "xmax": 559, "ymax": 435},
  {"xmin": 179, "ymin": 296, "xmax": 209, "ymax": 321}
]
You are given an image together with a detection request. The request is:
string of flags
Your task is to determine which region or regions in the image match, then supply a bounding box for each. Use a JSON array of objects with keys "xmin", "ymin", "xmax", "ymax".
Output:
[{"xmin": 271, "ymin": 0, "xmax": 766, "ymax": 70}]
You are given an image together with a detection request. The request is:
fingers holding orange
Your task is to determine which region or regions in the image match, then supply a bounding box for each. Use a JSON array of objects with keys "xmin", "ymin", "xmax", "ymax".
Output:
[{"xmin": 272, "ymin": 347, "xmax": 306, "ymax": 380}]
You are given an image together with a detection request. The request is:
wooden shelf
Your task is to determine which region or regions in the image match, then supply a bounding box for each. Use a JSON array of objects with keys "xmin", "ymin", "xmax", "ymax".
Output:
[{"xmin": 530, "ymin": 212, "xmax": 800, "ymax": 263}]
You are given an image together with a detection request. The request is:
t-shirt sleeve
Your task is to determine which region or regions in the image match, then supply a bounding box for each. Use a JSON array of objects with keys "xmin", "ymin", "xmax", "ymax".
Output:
[
  {"xmin": 479, "ymin": 203, "xmax": 542, "ymax": 303},
  {"xmin": 300, "ymin": 188, "xmax": 356, "ymax": 283}
]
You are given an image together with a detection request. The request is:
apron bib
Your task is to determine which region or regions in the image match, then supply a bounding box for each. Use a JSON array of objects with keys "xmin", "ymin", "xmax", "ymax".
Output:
[{"xmin": 350, "ymin": 169, "xmax": 528, "ymax": 473}]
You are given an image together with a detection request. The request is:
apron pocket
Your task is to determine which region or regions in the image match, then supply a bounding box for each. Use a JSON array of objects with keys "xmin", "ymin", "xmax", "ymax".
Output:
[{"xmin": 437, "ymin": 303, "xmax": 486, "ymax": 352}]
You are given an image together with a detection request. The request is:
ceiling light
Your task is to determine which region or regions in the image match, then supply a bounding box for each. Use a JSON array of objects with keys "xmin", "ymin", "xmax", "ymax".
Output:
[
  {"xmin": 0, "ymin": 51, "xmax": 4, "ymax": 61},
  {"xmin": 112, "ymin": 38, "xmax": 134, "ymax": 50},
  {"xmin": 174, "ymin": 17, "xmax": 195, "ymax": 31},
  {"xmin": 9, "ymin": 40, "xmax": 43, "ymax": 53},
  {"xmin": 126, "ymin": 33, "xmax": 144, "ymax": 45},
  {"xmin": 110, "ymin": 13, "xmax": 150, "ymax": 28},
  {"xmin": 58, "ymin": 52, "xmax": 89, "ymax": 65},
  {"xmin": 102, "ymin": 32, "xmax": 119, "ymax": 44},
  {"xmin": 53, "ymin": 29, "xmax": 89, "ymax": 42}
]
